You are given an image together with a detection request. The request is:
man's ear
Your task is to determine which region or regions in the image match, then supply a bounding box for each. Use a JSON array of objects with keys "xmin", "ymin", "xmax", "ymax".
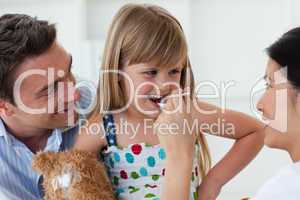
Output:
[{"xmin": 0, "ymin": 100, "xmax": 15, "ymax": 117}]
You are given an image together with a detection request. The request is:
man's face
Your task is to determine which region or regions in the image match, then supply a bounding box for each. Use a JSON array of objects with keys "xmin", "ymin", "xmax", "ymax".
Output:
[{"xmin": 6, "ymin": 41, "xmax": 80, "ymax": 133}]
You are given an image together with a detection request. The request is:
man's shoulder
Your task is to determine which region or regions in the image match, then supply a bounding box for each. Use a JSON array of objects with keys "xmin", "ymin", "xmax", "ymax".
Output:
[
  {"xmin": 0, "ymin": 187, "xmax": 25, "ymax": 200},
  {"xmin": 0, "ymin": 137, "xmax": 10, "ymax": 159}
]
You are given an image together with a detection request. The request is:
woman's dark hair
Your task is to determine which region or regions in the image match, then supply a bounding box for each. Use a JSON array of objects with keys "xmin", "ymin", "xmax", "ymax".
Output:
[
  {"xmin": 267, "ymin": 27, "xmax": 300, "ymax": 88},
  {"xmin": 0, "ymin": 14, "xmax": 56, "ymax": 102}
]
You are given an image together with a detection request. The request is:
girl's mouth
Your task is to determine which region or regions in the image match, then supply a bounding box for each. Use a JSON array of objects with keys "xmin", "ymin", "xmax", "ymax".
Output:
[
  {"xmin": 148, "ymin": 95, "xmax": 166, "ymax": 108},
  {"xmin": 147, "ymin": 92, "xmax": 190, "ymax": 109}
]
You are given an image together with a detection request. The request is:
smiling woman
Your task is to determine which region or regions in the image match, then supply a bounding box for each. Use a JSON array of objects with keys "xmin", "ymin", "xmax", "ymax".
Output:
[{"xmin": 254, "ymin": 27, "xmax": 300, "ymax": 199}]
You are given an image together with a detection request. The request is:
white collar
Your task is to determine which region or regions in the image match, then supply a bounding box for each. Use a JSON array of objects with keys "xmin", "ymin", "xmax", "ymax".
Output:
[
  {"xmin": 0, "ymin": 118, "xmax": 63, "ymax": 150},
  {"xmin": 0, "ymin": 118, "xmax": 12, "ymax": 145}
]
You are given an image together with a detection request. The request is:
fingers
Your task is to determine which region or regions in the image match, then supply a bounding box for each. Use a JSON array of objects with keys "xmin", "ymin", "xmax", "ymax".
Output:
[
  {"xmin": 163, "ymin": 89, "xmax": 179, "ymax": 112},
  {"xmin": 164, "ymin": 88, "xmax": 193, "ymax": 114}
]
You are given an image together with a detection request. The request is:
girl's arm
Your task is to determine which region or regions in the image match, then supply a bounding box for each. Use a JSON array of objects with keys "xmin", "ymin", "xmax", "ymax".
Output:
[
  {"xmin": 193, "ymin": 100, "xmax": 264, "ymax": 199},
  {"xmin": 73, "ymin": 114, "xmax": 107, "ymax": 156},
  {"xmin": 162, "ymin": 146, "xmax": 194, "ymax": 200},
  {"xmin": 156, "ymin": 89, "xmax": 198, "ymax": 200}
]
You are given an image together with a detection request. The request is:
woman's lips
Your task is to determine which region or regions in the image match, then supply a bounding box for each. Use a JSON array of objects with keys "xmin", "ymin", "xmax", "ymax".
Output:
[{"xmin": 261, "ymin": 116, "xmax": 271, "ymax": 124}]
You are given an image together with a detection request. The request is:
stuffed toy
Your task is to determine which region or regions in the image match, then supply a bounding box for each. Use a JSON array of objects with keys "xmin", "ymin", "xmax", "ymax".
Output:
[{"xmin": 32, "ymin": 149, "xmax": 116, "ymax": 200}]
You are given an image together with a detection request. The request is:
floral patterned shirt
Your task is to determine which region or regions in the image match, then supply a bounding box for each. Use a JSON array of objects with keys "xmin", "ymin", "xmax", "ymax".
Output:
[{"xmin": 101, "ymin": 114, "xmax": 201, "ymax": 200}]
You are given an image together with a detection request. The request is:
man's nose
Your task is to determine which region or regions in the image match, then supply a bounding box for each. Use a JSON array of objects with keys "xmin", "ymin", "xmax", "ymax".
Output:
[
  {"xmin": 64, "ymin": 84, "xmax": 80, "ymax": 103},
  {"xmin": 66, "ymin": 74, "xmax": 80, "ymax": 102},
  {"xmin": 73, "ymin": 88, "xmax": 81, "ymax": 102}
]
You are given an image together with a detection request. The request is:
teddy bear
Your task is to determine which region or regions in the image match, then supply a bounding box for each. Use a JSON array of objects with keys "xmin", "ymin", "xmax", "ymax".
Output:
[{"xmin": 32, "ymin": 149, "xmax": 116, "ymax": 200}]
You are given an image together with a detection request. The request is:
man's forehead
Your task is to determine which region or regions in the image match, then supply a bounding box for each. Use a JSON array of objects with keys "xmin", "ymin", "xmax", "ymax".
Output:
[
  {"xmin": 14, "ymin": 52, "xmax": 70, "ymax": 78},
  {"xmin": 12, "ymin": 53, "xmax": 72, "ymax": 93},
  {"xmin": 17, "ymin": 45, "xmax": 69, "ymax": 72}
]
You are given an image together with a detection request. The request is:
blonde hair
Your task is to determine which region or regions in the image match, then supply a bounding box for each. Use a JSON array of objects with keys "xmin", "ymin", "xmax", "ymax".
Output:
[{"xmin": 93, "ymin": 3, "xmax": 211, "ymax": 178}]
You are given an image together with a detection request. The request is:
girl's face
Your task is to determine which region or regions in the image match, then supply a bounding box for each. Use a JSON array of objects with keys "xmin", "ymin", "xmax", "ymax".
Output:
[
  {"xmin": 257, "ymin": 58, "xmax": 300, "ymax": 149},
  {"xmin": 120, "ymin": 63, "xmax": 183, "ymax": 119}
]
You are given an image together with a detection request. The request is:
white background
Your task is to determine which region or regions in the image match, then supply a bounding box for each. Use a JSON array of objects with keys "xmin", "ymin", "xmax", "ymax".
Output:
[{"xmin": 1, "ymin": 0, "xmax": 299, "ymax": 199}]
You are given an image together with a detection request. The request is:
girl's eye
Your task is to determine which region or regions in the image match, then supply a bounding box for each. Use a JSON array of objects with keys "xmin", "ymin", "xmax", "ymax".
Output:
[
  {"xmin": 143, "ymin": 70, "xmax": 157, "ymax": 76},
  {"xmin": 169, "ymin": 69, "xmax": 180, "ymax": 75}
]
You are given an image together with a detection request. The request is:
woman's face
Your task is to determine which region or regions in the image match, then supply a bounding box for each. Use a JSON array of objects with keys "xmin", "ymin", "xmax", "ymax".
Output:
[{"xmin": 257, "ymin": 58, "xmax": 300, "ymax": 149}]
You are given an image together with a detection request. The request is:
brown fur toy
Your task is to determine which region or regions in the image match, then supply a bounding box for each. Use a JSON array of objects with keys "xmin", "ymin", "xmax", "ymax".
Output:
[{"xmin": 32, "ymin": 149, "xmax": 116, "ymax": 200}]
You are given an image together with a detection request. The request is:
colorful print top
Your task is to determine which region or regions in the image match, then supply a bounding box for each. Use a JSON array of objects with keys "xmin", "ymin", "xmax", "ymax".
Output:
[{"xmin": 101, "ymin": 114, "xmax": 201, "ymax": 200}]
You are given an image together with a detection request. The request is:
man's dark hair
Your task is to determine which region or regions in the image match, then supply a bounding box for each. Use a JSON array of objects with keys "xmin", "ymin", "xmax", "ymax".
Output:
[{"xmin": 0, "ymin": 14, "xmax": 56, "ymax": 102}]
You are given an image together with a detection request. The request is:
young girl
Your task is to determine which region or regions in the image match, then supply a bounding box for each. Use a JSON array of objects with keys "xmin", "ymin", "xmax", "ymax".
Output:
[
  {"xmin": 74, "ymin": 4, "xmax": 264, "ymax": 200},
  {"xmin": 253, "ymin": 27, "xmax": 300, "ymax": 199}
]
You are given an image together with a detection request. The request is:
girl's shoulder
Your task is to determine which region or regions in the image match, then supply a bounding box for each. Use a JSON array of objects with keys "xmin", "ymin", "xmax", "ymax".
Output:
[{"xmin": 74, "ymin": 113, "xmax": 108, "ymax": 153}]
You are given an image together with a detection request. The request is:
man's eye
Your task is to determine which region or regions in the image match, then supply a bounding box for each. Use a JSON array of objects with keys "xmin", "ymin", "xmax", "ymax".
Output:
[
  {"xmin": 47, "ymin": 88, "xmax": 55, "ymax": 96},
  {"xmin": 47, "ymin": 82, "xmax": 60, "ymax": 95},
  {"xmin": 53, "ymin": 82, "xmax": 60, "ymax": 91}
]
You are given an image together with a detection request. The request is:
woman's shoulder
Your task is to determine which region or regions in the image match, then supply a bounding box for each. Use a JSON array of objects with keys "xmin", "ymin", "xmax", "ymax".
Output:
[{"xmin": 254, "ymin": 162, "xmax": 300, "ymax": 199}]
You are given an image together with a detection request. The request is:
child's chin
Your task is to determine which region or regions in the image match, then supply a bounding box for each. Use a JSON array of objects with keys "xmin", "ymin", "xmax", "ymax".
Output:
[{"xmin": 141, "ymin": 109, "xmax": 160, "ymax": 119}]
